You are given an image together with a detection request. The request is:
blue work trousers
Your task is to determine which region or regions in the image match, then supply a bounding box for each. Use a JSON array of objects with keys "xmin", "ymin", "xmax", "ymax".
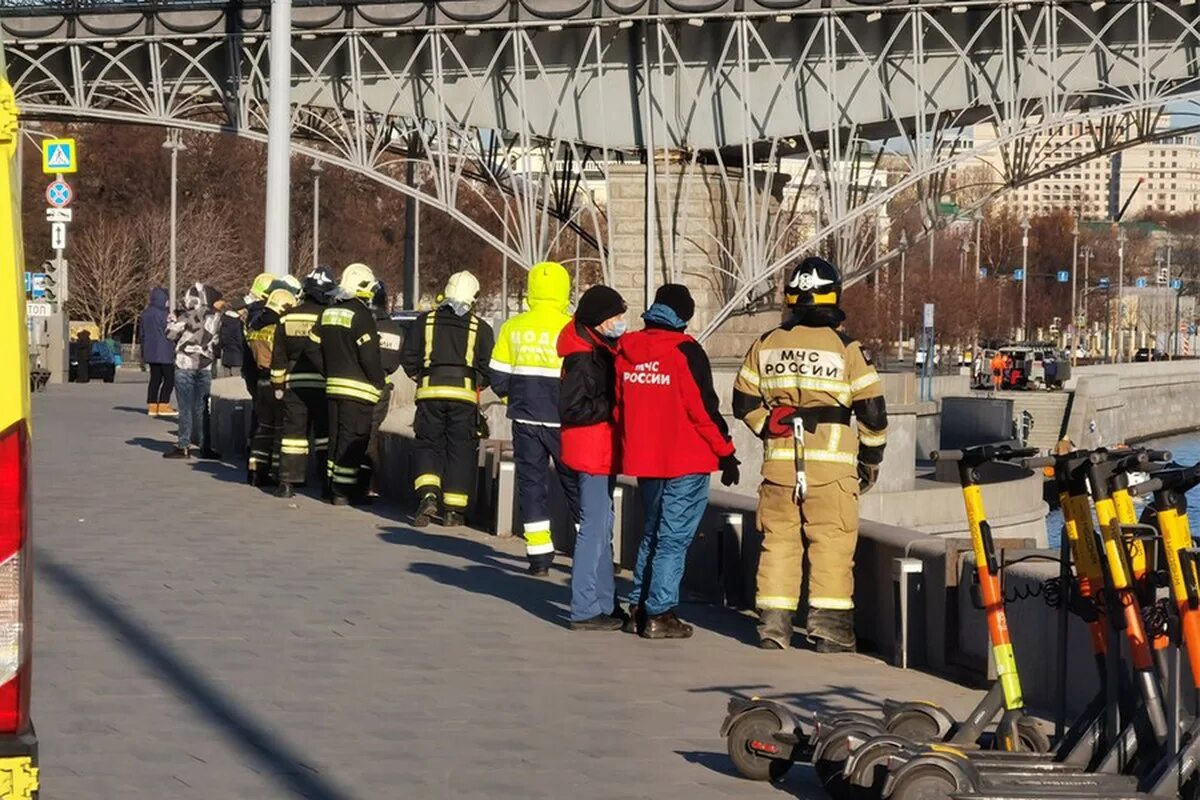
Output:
[
  {"xmin": 174, "ymin": 368, "xmax": 212, "ymax": 451},
  {"xmin": 569, "ymin": 473, "xmax": 616, "ymax": 622},
  {"xmin": 629, "ymin": 474, "xmax": 710, "ymax": 615}
]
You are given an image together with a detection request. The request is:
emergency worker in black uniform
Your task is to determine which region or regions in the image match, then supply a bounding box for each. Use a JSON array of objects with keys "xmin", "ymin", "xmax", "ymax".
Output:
[
  {"xmin": 360, "ymin": 281, "xmax": 404, "ymax": 495},
  {"xmin": 270, "ymin": 266, "xmax": 336, "ymax": 499},
  {"xmin": 311, "ymin": 263, "xmax": 386, "ymax": 505},
  {"xmin": 400, "ymin": 270, "xmax": 495, "ymax": 527},
  {"xmin": 246, "ymin": 287, "xmax": 297, "ymax": 487}
]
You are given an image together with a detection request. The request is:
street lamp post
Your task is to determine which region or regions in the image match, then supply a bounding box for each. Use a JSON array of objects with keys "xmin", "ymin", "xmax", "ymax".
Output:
[
  {"xmin": 898, "ymin": 231, "xmax": 909, "ymax": 361},
  {"xmin": 1117, "ymin": 225, "xmax": 1127, "ymax": 362},
  {"xmin": 959, "ymin": 238, "xmax": 968, "ymax": 281},
  {"xmin": 974, "ymin": 210, "xmax": 983, "ymax": 280},
  {"xmin": 263, "ymin": 0, "xmax": 293, "ymax": 277},
  {"xmin": 162, "ymin": 132, "xmax": 186, "ymax": 310},
  {"xmin": 310, "ymin": 160, "xmax": 322, "ymax": 269},
  {"xmin": 1071, "ymin": 219, "xmax": 1079, "ymax": 365},
  {"xmin": 1020, "ymin": 215, "xmax": 1030, "ymax": 341}
]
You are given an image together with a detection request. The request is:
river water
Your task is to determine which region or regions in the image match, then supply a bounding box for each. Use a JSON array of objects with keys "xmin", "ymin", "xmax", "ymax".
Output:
[{"xmin": 1044, "ymin": 430, "xmax": 1200, "ymax": 548}]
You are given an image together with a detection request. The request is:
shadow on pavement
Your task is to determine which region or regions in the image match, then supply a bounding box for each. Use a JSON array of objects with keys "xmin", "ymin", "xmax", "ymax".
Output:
[
  {"xmin": 676, "ymin": 750, "xmax": 818, "ymax": 796},
  {"xmin": 191, "ymin": 458, "xmax": 251, "ymax": 486},
  {"xmin": 113, "ymin": 405, "xmax": 165, "ymax": 417},
  {"xmin": 378, "ymin": 528, "xmax": 528, "ymax": 576},
  {"xmin": 687, "ymin": 682, "xmax": 885, "ymax": 716},
  {"xmin": 125, "ymin": 436, "xmax": 175, "ymax": 455},
  {"xmin": 37, "ymin": 554, "xmax": 354, "ymax": 800}
]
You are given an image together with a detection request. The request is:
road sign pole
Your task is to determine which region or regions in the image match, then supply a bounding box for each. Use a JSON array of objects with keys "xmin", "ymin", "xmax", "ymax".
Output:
[{"xmin": 1071, "ymin": 221, "xmax": 1078, "ymax": 365}]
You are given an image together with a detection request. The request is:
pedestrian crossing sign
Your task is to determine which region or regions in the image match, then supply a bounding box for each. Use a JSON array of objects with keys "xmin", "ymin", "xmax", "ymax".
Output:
[{"xmin": 42, "ymin": 138, "xmax": 77, "ymax": 174}]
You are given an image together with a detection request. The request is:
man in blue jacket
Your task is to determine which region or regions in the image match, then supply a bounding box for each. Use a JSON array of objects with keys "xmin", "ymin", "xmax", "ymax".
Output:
[{"xmin": 139, "ymin": 286, "xmax": 175, "ymax": 416}]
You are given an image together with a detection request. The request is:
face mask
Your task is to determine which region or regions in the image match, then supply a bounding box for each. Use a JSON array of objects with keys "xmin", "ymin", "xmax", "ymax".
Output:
[{"xmin": 606, "ymin": 319, "xmax": 627, "ymax": 338}]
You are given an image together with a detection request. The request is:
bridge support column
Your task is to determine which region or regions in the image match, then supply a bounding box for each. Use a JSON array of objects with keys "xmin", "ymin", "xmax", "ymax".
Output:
[{"xmin": 605, "ymin": 162, "xmax": 786, "ymax": 358}]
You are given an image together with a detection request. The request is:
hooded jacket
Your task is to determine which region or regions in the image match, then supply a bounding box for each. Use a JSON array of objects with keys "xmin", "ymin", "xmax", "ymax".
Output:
[
  {"xmin": 139, "ymin": 287, "xmax": 174, "ymax": 365},
  {"xmin": 557, "ymin": 320, "xmax": 618, "ymax": 475},
  {"xmin": 488, "ymin": 263, "xmax": 572, "ymax": 425},
  {"xmin": 218, "ymin": 308, "xmax": 245, "ymax": 368},
  {"xmin": 616, "ymin": 323, "xmax": 734, "ymax": 477},
  {"xmin": 165, "ymin": 283, "xmax": 221, "ymax": 371}
]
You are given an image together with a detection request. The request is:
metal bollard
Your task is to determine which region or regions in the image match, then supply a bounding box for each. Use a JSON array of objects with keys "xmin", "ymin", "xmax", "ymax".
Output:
[
  {"xmin": 612, "ymin": 485, "xmax": 625, "ymax": 574},
  {"xmin": 892, "ymin": 557, "xmax": 926, "ymax": 669},
  {"xmin": 495, "ymin": 460, "xmax": 515, "ymax": 538}
]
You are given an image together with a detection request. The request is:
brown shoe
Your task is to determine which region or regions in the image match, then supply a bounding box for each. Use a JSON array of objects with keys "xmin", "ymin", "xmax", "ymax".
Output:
[
  {"xmin": 640, "ymin": 610, "xmax": 693, "ymax": 640},
  {"xmin": 621, "ymin": 604, "xmax": 643, "ymax": 634}
]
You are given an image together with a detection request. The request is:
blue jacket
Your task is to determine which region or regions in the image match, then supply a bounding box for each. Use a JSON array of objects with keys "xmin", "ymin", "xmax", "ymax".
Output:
[
  {"xmin": 489, "ymin": 262, "xmax": 572, "ymax": 426},
  {"xmin": 139, "ymin": 287, "xmax": 174, "ymax": 365}
]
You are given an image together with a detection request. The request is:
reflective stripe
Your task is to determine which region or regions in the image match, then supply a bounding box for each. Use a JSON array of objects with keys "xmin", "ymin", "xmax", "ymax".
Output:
[
  {"xmin": 499, "ymin": 364, "xmax": 560, "ymax": 378},
  {"xmin": 285, "ymin": 312, "xmax": 319, "ymax": 323},
  {"xmin": 308, "ymin": 331, "xmax": 322, "ymax": 344},
  {"xmin": 488, "ymin": 358, "xmax": 514, "ymax": 374},
  {"xmin": 850, "ymin": 372, "xmax": 880, "ymax": 393},
  {"xmin": 281, "ymin": 438, "xmax": 309, "ymax": 447},
  {"xmin": 356, "ymin": 332, "xmax": 371, "ymax": 347},
  {"xmin": 415, "ymin": 473, "xmax": 442, "ymax": 490},
  {"xmin": 810, "ymin": 596, "xmax": 855, "ymax": 610},
  {"xmin": 465, "ymin": 317, "xmax": 479, "ymax": 369},
  {"xmin": 757, "ymin": 595, "xmax": 799, "ymax": 611},
  {"xmin": 512, "ymin": 418, "xmax": 561, "ymax": 428},
  {"xmin": 526, "ymin": 542, "xmax": 555, "ymax": 555},
  {"xmin": 270, "ymin": 368, "xmax": 287, "ymax": 379},
  {"xmin": 331, "ymin": 464, "xmax": 358, "ymax": 475},
  {"xmin": 280, "ymin": 446, "xmax": 308, "ymax": 455},
  {"xmin": 524, "ymin": 520, "xmax": 551, "ymax": 533},
  {"xmin": 312, "ymin": 438, "xmax": 329, "ymax": 448},
  {"xmin": 764, "ymin": 441, "xmax": 856, "ymax": 465},
  {"xmin": 859, "ymin": 430, "xmax": 887, "ymax": 447},
  {"xmin": 327, "ymin": 378, "xmax": 381, "ymax": 403},
  {"xmin": 760, "ymin": 375, "xmax": 850, "ymax": 400},
  {"xmin": 525, "ymin": 528, "xmax": 554, "ymax": 555},
  {"xmin": 828, "ymin": 424, "xmax": 842, "ymax": 455},
  {"xmin": 332, "ymin": 474, "xmax": 359, "ymax": 484},
  {"xmin": 737, "ymin": 365, "xmax": 761, "ymax": 388},
  {"xmin": 285, "ymin": 372, "xmax": 324, "ymax": 383},
  {"xmin": 415, "ymin": 385, "xmax": 478, "ymax": 403},
  {"xmin": 423, "ymin": 314, "xmax": 435, "ymax": 365},
  {"xmin": 444, "ymin": 492, "xmax": 469, "ymax": 508}
]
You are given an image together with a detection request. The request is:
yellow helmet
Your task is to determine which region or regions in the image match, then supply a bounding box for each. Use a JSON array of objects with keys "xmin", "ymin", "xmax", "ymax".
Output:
[
  {"xmin": 265, "ymin": 288, "xmax": 297, "ymax": 315},
  {"xmin": 276, "ymin": 274, "xmax": 302, "ymax": 298},
  {"xmin": 340, "ymin": 263, "xmax": 377, "ymax": 300},
  {"xmin": 250, "ymin": 272, "xmax": 274, "ymax": 300},
  {"xmin": 444, "ymin": 270, "xmax": 481, "ymax": 307}
]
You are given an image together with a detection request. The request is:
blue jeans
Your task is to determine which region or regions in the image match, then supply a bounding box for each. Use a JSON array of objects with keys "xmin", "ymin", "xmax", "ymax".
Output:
[
  {"xmin": 570, "ymin": 473, "xmax": 616, "ymax": 622},
  {"xmin": 174, "ymin": 368, "xmax": 212, "ymax": 451},
  {"xmin": 629, "ymin": 474, "xmax": 710, "ymax": 615}
]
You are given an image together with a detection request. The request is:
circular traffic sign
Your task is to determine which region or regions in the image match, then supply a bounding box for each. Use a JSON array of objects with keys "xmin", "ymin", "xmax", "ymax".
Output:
[{"xmin": 46, "ymin": 179, "xmax": 72, "ymax": 208}]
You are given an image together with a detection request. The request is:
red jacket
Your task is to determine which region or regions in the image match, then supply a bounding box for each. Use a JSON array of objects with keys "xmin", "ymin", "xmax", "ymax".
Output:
[
  {"xmin": 557, "ymin": 320, "xmax": 619, "ymax": 475},
  {"xmin": 615, "ymin": 325, "xmax": 734, "ymax": 478}
]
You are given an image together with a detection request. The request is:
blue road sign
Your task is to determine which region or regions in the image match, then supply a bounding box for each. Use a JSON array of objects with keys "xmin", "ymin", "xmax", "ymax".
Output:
[
  {"xmin": 30, "ymin": 273, "xmax": 46, "ymax": 299},
  {"xmin": 1013, "ymin": 269, "xmax": 1024, "ymax": 281},
  {"xmin": 1172, "ymin": 279, "xmax": 1184, "ymax": 290},
  {"xmin": 45, "ymin": 179, "xmax": 72, "ymax": 208},
  {"xmin": 1098, "ymin": 277, "xmax": 1110, "ymax": 289},
  {"xmin": 1057, "ymin": 270, "xmax": 1070, "ymax": 283},
  {"xmin": 1135, "ymin": 277, "xmax": 1148, "ymax": 288}
]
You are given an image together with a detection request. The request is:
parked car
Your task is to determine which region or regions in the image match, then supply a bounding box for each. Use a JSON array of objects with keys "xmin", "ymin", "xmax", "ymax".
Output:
[
  {"xmin": 69, "ymin": 339, "xmax": 116, "ymax": 383},
  {"xmin": 1134, "ymin": 347, "xmax": 1167, "ymax": 362}
]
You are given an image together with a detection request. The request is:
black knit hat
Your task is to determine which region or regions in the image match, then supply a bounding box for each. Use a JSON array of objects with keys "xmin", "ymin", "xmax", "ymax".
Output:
[
  {"xmin": 653, "ymin": 283, "xmax": 695, "ymax": 322},
  {"xmin": 575, "ymin": 285, "xmax": 627, "ymax": 327}
]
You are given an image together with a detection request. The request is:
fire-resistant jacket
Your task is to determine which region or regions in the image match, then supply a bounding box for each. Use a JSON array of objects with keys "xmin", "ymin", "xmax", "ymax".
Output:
[
  {"xmin": 732, "ymin": 312, "xmax": 887, "ymax": 487},
  {"xmin": 400, "ymin": 306, "xmax": 494, "ymax": 404},
  {"xmin": 488, "ymin": 268, "xmax": 572, "ymax": 426},
  {"xmin": 557, "ymin": 319, "xmax": 619, "ymax": 475},
  {"xmin": 244, "ymin": 307, "xmax": 281, "ymax": 382},
  {"xmin": 376, "ymin": 314, "xmax": 404, "ymax": 383},
  {"xmin": 310, "ymin": 298, "xmax": 386, "ymax": 405},
  {"xmin": 270, "ymin": 298, "xmax": 327, "ymax": 391},
  {"xmin": 616, "ymin": 325, "xmax": 734, "ymax": 478}
]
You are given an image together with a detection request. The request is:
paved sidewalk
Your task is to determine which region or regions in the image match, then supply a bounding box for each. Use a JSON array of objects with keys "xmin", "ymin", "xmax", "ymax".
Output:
[{"xmin": 30, "ymin": 382, "xmax": 979, "ymax": 799}]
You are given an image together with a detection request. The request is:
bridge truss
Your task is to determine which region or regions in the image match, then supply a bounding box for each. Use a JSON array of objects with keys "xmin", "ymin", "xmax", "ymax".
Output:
[{"xmin": 1, "ymin": 0, "xmax": 1199, "ymax": 335}]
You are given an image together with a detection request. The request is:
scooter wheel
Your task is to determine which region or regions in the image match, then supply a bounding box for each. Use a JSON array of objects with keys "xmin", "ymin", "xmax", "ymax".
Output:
[
  {"xmin": 1016, "ymin": 717, "xmax": 1051, "ymax": 753},
  {"xmin": 725, "ymin": 709, "xmax": 792, "ymax": 781},
  {"xmin": 814, "ymin": 724, "xmax": 870, "ymax": 799},
  {"xmin": 887, "ymin": 763, "xmax": 958, "ymax": 800},
  {"xmin": 885, "ymin": 709, "xmax": 942, "ymax": 741}
]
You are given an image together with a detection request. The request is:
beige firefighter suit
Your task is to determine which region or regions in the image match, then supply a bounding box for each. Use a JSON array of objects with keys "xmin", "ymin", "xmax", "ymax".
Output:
[{"xmin": 732, "ymin": 324, "xmax": 888, "ymax": 615}]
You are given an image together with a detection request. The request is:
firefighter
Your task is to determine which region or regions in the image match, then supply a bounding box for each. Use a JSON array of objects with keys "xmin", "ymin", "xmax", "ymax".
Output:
[
  {"xmin": 400, "ymin": 270, "xmax": 495, "ymax": 527},
  {"xmin": 360, "ymin": 281, "xmax": 404, "ymax": 496},
  {"xmin": 270, "ymin": 266, "xmax": 336, "ymax": 499},
  {"xmin": 488, "ymin": 261, "xmax": 579, "ymax": 575},
  {"xmin": 246, "ymin": 287, "xmax": 298, "ymax": 487},
  {"xmin": 732, "ymin": 256, "xmax": 888, "ymax": 652},
  {"xmin": 311, "ymin": 263, "xmax": 386, "ymax": 506}
]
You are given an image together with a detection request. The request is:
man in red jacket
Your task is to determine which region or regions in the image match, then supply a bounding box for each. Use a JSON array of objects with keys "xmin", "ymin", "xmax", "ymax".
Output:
[
  {"xmin": 616, "ymin": 284, "xmax": 739, "ymax": 639},
  {"xmin": 558, "ymin": 285, "xmax": 629, "ymax": 631}
]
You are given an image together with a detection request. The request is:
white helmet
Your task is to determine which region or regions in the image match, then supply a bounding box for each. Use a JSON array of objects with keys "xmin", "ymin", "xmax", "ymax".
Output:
[
  {"xmin": 265, "ymin": 288, "xmax": 298, "ymax": 315},
  {"xmin": 340, "ymin": 263, "xmax": 377, "ymax": 300},
  {"xmin": 444, "ymin": 270, "xmax": 481, "ymax": 307}
]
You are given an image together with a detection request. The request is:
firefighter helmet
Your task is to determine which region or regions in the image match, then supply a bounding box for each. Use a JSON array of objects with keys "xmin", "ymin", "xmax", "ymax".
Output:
[
  {"xmin": 303, "ymin": 265, "xmax": 336, "ymax": 301},
  {"xmin": 265, "ymin": 288, "xmax": 297, "ymax": 315},
  {"xmin": 444, "ymin": 271, "xmax": 481, "ymax": 307},
  {"xmin": 270, "ymin": 274, "xmax": 303, "ymax": 298},
  {"xmin": 340, "ymin": 263, "xmax": 378, "ymax": 300},
  {"xmin": 249, "ymin": 272, "xmax": 274, "ymax": 300},
  {"xmin": 784, "ymin": 257, "xmax": 842, "ymax": 309}
]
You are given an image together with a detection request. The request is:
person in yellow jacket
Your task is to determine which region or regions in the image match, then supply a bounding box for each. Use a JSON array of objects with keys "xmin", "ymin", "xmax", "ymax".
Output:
[
  {"xmin": 732, "ymin": 256, "xmax": 887, "ymax": 653},
  {"xmin": 489, "ymin": 262, "xmax": 580, "ymax": 575}
]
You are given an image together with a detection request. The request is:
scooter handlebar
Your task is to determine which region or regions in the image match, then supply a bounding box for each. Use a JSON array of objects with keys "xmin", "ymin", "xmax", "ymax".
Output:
[
  {"xmin": 930, "ymin": 446, "xmax": 1038, "ymax": 465},
  {"xmin": 1127, "ymin": 477, "xmax": 1163, "ymax": 496},
  {"xmin": 931, "ymin": 449, "xmax": 962, "ymax": 462},
  {"xmin": 1142, "ymin": 449, "xmax": 1173, "ymax": 463},
  {"xmin": 1021, "ymin": 456, "xmax": 1056, "ymax": 469}
]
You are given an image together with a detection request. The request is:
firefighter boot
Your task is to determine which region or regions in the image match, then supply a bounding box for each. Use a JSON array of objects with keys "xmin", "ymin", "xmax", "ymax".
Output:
[
  {"xmin": 443, "ymin": 511, "xmax": 466, "ymax": 528},
  {"xmin": 807, "ymin": 608, "xmax": 856, "ymax": 654},
  {"xmin": 757, "ymin": 609, "xmax": 794, "ymax": 650},
  {"xmin": 412, "ymin": 494, "xmax": 438, "ymax": 528},
  {"xmin": 273, "ymin": 482, "xmax": 296, "ymax": 499}
]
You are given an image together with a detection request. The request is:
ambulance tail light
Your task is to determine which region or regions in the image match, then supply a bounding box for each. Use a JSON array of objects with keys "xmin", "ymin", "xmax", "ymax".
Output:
[{"xmin": 0, "ymin": 422, "xmax": 30, "ymax": 734}]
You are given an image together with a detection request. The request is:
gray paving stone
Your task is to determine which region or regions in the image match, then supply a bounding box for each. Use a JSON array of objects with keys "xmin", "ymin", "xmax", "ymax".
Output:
[{"xmin": 29, "ymin": 382, "xmax": 980, "ymax": 798}]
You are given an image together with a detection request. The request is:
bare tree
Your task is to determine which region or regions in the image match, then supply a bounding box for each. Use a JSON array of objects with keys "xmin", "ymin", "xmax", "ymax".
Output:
[{"xmin": 67, "ymin": 217, "xmax": 146, "ymax": 337}]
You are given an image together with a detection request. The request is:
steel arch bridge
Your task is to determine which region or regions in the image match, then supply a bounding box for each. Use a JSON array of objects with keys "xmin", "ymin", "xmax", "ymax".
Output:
[{"xmin": 2, "ymin": 0, "xmax": 1199, "ymax": 336}]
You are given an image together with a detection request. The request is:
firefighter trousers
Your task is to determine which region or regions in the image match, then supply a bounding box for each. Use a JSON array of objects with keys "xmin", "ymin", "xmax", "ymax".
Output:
[
  {"xmin": 359, "ymin": 383, "xmax": 393, "ymax": 494},
  {"xmin": 512, "ymin": 421, "xmax": 579, "ymax": 567},
  {"xmin": 412, "ymin": 400, "xmax": 479, "ymax": 511},
  {"xmin": 755, "ymin": 477, "xmax": 860, "ymax": 613},
  {"xmin": 248, "ymin": 379, "xmax": 282, "ymax": 482},
  {"xmin": 328, "ymin": 398, "xmax": 374, "ymax": 499},
  {"xmin": 278, "ymin": 386, "xmax": 329, "ymax": 486}
]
